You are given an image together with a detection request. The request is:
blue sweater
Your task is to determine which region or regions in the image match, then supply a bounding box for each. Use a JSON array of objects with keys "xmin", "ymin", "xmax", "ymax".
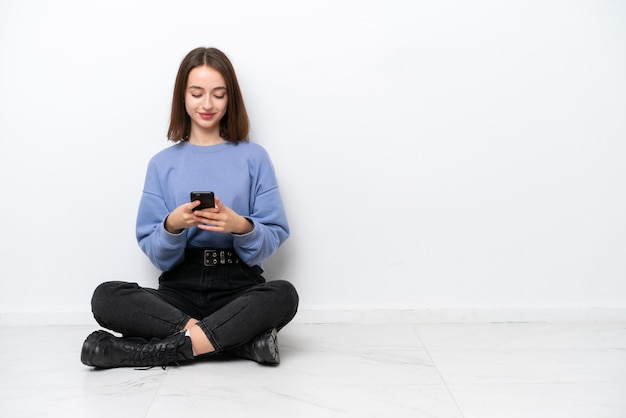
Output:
[{"xmin": 136, "ymin": 141, "xmax": 289, "ymax": 271}]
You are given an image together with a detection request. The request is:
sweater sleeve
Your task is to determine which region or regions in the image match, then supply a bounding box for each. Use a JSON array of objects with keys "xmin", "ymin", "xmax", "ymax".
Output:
[
  {"xmin": 135, "ymin": 160, "xmax": 187, "ymax": 271},
  {"xmin": 232, "ymin": 150, "xmax": 290, "ymax": 267}
]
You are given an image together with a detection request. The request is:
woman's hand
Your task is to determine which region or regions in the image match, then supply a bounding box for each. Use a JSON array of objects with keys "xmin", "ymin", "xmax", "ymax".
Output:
[
  {"xmin": 164, "ymin": 201, "xmax": 203, "ymax": 234},
  {"xmin": 193, "ymin": 196, "xmax": 253, "ymax": 235}
]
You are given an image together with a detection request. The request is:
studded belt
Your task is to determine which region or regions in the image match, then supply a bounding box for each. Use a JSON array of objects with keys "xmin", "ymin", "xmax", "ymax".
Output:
[{"xmin": 185, "ymin": 248, "xmax": 240, "ymax": 267}]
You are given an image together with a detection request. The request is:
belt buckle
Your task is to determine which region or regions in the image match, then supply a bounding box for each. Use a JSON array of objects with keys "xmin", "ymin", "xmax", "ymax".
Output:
[
  {"xmin": 203, "ymin": 250, "xmax": 219, "ymax": 267},
  {"xmin": 203, "ymin": 249, "xmax": 237, "ymax": 266}
]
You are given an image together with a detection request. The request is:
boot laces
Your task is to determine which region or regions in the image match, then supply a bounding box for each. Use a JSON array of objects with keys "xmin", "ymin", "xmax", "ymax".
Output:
[{"xmin": 126, "ymin": 335, "xmax": 182, "ymax": 368}]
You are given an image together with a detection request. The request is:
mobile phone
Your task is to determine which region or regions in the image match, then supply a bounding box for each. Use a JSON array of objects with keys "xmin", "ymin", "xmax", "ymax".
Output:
[{"xmin": 190, "ymin": 191, "xmax": 215, "ymax": 211}]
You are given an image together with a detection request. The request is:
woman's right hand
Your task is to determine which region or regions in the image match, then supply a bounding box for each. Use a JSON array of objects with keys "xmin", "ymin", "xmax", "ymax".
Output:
[{"xmin": 164, "ymin": 201, "xmax": 202, "ymax": 234}]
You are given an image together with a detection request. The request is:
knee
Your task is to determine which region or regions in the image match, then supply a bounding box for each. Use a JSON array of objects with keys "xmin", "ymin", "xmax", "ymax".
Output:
[
  {"xmin": 283, "ymin": 280, "xmax": 299, "ymax": 307},
  {"xmin": 271, "ymin": 280, "xmax": 299, "ymax": 316},
  {"xmin": 91, "ymin": 281, "xmax": 132, "ymax": 316}
]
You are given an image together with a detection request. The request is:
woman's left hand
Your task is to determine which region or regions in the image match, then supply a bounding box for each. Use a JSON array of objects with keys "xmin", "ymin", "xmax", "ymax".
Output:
[{"xmin": 193, "ymin": 196, "xmax": 254, "ymax": 235}]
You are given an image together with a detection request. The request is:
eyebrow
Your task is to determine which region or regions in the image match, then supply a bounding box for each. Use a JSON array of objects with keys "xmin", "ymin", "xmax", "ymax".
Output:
[{"xmin": 188, "ymin": 86, "xmax": 227, "ymax": 92}]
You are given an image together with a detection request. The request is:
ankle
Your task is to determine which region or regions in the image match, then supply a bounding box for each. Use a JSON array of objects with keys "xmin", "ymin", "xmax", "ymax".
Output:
[
  {"xmin": 184, "ymin": 318, "xmax": 199, "ymax": 330},
  {"xmin": 188, "ymin": 325, "xmax": 215, "ymax": 355}
]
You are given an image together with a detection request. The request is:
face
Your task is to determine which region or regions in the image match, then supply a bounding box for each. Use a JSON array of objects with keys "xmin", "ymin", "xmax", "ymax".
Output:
[{"xmin": 185, "ymin": 65, "xmax": 228, "ymax": 136}]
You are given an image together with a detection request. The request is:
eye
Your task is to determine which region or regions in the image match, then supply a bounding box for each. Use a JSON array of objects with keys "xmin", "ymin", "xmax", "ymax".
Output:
[
  {"xmin": 191, "ymin": 94, "xmax": 202, "ymax": 98},
  {"xmin": 213, "ymin": 94, "xmax": 226, "ymax": 99}
]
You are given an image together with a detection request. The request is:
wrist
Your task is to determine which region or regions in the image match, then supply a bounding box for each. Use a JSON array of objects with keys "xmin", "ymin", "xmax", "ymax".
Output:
[
  {"xmin": 164, "ymin": 215, "xmax": 183, "ymax": 234},
  {"xmin": 234, "ymin": 216, "xmax": 254, "ymax": 235}
]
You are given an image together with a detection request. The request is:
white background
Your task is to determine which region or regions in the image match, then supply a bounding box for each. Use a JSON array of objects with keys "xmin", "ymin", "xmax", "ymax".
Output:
[{"xmin": 1, "ymin": 0, "xmax": 625, "ymax": 320}]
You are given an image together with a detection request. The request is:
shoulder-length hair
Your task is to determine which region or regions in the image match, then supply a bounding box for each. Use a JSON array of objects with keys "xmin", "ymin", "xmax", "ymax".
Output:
[{"xmin": 167, "ymin": 47, "xmax": 250, "ymax": 143}]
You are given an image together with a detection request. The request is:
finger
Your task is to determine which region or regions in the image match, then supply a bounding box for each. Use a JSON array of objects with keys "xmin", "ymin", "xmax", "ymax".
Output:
[
  {"xmin": 193, "ymin": 212, "xmax": 222, "ymax": 228},
  {"xmin": 192, "ymin": 211, "xmax": 210, "ymax": 223},
  {"xmin": 214, "ymin": 196, "xmax": 224, "ymax": 212},
  {"xmin": 189, "ymin": 200, "xmax": 203, "ymax": 212}
]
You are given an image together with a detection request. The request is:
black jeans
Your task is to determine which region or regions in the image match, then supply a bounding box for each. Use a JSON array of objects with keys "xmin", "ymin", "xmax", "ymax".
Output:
[{"xmin": 90, "ymin": 260, "xmax": 299, "ymax": 352}]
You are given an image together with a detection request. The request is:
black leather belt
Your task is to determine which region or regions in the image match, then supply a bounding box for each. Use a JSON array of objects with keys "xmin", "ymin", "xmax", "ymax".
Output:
[{"xmin": 185, "ymin": 248, "xmax": 240, "ymax": 267}]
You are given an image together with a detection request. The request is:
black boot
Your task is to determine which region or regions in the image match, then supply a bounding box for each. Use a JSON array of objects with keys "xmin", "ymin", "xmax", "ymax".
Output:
[
  {"xmin": 229, "ymin": 328, "xmax": 280, "ymax": 365},
  {"xmin": 81, "ymin": 330, "xmax": 194, "ymax": 369}
]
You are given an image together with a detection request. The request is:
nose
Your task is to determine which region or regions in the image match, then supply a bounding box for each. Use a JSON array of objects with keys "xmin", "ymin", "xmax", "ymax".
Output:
[{"xmin": 202, "ymin": 95, "xmax": 213, "ymax": 110}]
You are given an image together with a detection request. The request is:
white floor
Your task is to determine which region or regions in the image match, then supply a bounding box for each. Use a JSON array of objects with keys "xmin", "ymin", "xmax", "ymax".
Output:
[{"xmin": 1, "ymin": 321, "xmax": 625, "ymax": 418}]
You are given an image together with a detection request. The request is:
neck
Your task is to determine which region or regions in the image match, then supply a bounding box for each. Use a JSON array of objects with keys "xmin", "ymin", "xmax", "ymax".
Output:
[{"xmin": 188, "ymin": 129, "xmax": 224, "ymax": 146}]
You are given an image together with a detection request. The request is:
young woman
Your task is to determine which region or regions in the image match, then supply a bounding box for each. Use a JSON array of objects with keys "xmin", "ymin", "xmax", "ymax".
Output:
[{"xmin": 80, "ymin": 47, "xmax": 299, "ymax": 368}]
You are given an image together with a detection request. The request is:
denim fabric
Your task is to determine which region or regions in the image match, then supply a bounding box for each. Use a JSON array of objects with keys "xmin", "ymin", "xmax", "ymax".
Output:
[{"xmin": 90, "ymin": 261, "xmax": 298, "ymax": 352}]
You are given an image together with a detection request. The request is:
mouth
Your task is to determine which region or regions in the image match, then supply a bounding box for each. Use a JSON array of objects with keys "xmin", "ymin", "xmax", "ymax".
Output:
[{"xmin": 199, "ymin": 113, "xmax": 215, "ymax": 120}]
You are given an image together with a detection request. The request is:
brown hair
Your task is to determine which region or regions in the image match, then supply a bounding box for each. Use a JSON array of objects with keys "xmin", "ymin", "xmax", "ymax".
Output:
[{"xmin": 167, "ymin": 47, "xmax": 250, "ymax": 143}]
